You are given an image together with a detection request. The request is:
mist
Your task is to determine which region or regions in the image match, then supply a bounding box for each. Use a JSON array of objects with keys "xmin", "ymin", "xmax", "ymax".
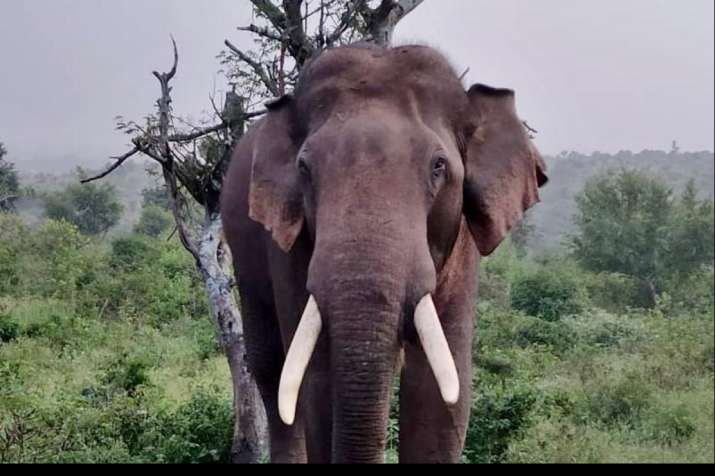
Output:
[{"xmin": 0, "ymin": 0, "xmax": 713, "ymax": 172}]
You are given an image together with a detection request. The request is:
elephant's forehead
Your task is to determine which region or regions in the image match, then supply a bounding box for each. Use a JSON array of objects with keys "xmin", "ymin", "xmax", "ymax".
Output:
[
  {"xmin": 301, "ymin": 45, "xmax": 459, "ymax": 83},
  {"xmin": 295, "ymin": 45, "xmax": 468, "ymax": 121}
]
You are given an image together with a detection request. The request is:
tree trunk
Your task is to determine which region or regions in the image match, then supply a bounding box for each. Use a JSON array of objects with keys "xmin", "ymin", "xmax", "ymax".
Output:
[
  {"xmin": 198, "ymin": 213, "xmax": 268, "ymax": 463},
  {"xmin": 369, "ymin": 0, "xmax": 425, "ymax": 46}
]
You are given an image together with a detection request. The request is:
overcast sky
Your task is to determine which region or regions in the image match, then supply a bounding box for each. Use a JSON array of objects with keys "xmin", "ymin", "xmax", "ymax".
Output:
[{"xmin": 0, "ymin": 0, "xmax": 713, "ymax": 172}]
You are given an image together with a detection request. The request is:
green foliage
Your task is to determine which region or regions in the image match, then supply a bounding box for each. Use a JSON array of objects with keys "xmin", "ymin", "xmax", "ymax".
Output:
[
  {"xmin": 478, "ymin": 238, "xmax": 530, "ymax": 310},
  {"xmin": 581, "ymin": 271, "xmax": 645, "ymax": 311},
  {"xmin": 0, "ymin": 313, "xmax": 19, "ymax": 343},
  {"xmin": 641, "ymin": 402, "xmax": 696, "ymax": 446},
  {"xmin": 141, "ymin": 184, "xmax": 173, "ymax": 211},
  {"xmin": 44, "ymin": 181, "xmax": 124, "ymax": 236},
  {"xmin": 100, "ymin": 354, "xmax": 152, "ymax": 397},
  {"xmin": 0, "ymin": 143, "xmax": 19, "ymax": 212},
  {"xmin": 528, "ymin": 150, "xmax": 714, "ymax": 256},
  {"xmin": 135, "ymin": 204, "xmax": 173, "ymax": 238},
  {"xmin": 583, "ymin": 369, "xmax": 653, "ymax": 426},
  {"xmin": 510, "ymin": 212, "xmax": 536, "ymax": 255},
  {"xmin": 511, "ymin": 264, "xmax": 587, "ymax": 321},
  {"xmin": 110, "ymin": 235, "xmax": 162, "ymax": 271},
  {"xmin": 515, "ymin": 318, "xmax": 575, "ymax": 355},
  {"xmin": 571, "ymin": 169, "xmax": 714, "ymax": 302},
  {"xmin": 25, "ymin": 219, "xmax": 88, "ymax": 297},
  {"xmin": 0, "ymin": 214, "xmax": 27, "ymax": 293},
  {"xmin": 572, "ymin": 168, "xmax": 672, "ymax": 283},
  {"xmin": 463, "ymin": 387, "xmax": 536, "ymax": 463},
  {"xmin": 661, "ymin": 180, "xmax": 714, "ymax": 277},
  {"xmin": 1, "ymin": 154, "xmax": 713, "ymax": 464},
  {"xmin": 147, "ymin": 387, "xmax": 233, "ymax": 464},
  {"xmin": 0, "ymin": 292, "xmax": 230, "ymax": 464}
]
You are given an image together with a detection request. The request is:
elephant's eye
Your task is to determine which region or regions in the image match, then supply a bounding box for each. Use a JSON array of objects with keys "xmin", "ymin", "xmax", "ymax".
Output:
[{"xmin": 432, "ymin": 157, "xmax": 447, "ymax": 179}]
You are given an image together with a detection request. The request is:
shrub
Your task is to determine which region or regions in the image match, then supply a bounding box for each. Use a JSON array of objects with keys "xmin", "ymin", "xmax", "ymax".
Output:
[
  {"xmin": 0, "ymin": 214, "xmax": 26, "ymax": 294},
  {"xmin": 584, "ymin": 370, "xmax": 653, "ymax": 427},
  {"xmin": 0, "ymin": 313, "xmax": 19, "ymax": 343},
  {"xmin": 582, "ymin": 272, "xmax": 645, "ymax": 312},
  {"xmin": 110, "ymin": 235, "xmax": 161, "ymax": 271},
  {"xmin": 147, "ymin": 387, "xmax": 233, "ymax": 464},
  {"xmin": 25, "ymin": 219, "xmax": 88, "ymax": 297},
  {"xmin": 565, "ymin": 310, "xmax": 644, "ymax": 351},
  {"xmin": 515, "ymin": 318, "xmax": 575, "ymax": 355},
  {"xmin": 641, "ymin": 403, "xmax": 696, "ymax": 446},
  {"xmin": 44, "ymin": 181, "xmax": 123, "ymax": 236},
  {"xmin": 463, "ymin": 386, "xmax": 536, "ymax": 464},
  {"xmin": 100, "ymin": 354, "xmax": 152, "ymax": 397},
  {"xmin": 134, "ymin": 205, "xmax": 173, "ymax": 238},
  {"xmin": 511, "ymin": 266, "xmax": 587, "ymax": 321}
]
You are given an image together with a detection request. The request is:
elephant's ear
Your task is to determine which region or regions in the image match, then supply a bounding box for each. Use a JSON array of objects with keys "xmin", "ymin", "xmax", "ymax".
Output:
[
  {"xmin": 248, "ymin": 95, "xmax": 304, "ymax": 252},
  {"xmin": 463, "ymin": 84, "xmax": 548, "ymax": 256}
]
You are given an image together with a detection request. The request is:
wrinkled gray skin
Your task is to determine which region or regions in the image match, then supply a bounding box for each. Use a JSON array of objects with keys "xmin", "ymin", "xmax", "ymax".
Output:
[{"xmin": 221, "ymin": 44, "xmax": 548, "ymax": 464}]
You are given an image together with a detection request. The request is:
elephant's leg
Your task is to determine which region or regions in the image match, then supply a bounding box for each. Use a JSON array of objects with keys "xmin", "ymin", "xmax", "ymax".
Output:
[
  {"xmin": 241, "ymin": 290, "xmax": 308, "ymax": 464},
  {"xmin": 398, "ymin": 230, "xmax": 478, "ymax": 463},
  {"xmin": 398, "ymin": 311, "xmax": 473, "ymax": 464},
  {"xmin": 301, "ymin": 336, "xmax": 333, "ymax": 463},
  {"xmin": 267, "ymin": 236, "xmax": 333, "ymax": 463}
]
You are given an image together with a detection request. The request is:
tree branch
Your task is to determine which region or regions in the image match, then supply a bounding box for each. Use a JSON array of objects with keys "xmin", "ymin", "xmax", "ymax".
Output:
[
  {"xmin": 282, "ymin": 0, "xmax": 315, "ymax": 66},
  {"xmin": 170, "ymin": 123, "xmax": 229, "ymax": 143},
  {"xmin": 224, "ymin": 40, "xmax": 280, "ymax": 97},
  {"xmin": 249, "ymin": 0, "xmax": 288, "ymax": 32},
  {"xmin": 365, "ymin": 0, "xmax": 424, "ymax": 46},
  {"xmin": 326, "ymin": 0, "xmax": 369, "ymax": 46},
  {"xmin": 237, "ymin": 24, "xmax": 283, "ymax": 42},
  {"xmin": 151, "ymin": 35, "xmax": 179, "ymax": 82},
  {"xmin": 81, "ymin": 147, "xmax": 141, "ymax": 184}
]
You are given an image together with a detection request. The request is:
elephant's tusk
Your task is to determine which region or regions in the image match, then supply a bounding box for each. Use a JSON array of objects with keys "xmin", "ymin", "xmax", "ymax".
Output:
[
  {"xmin": 414, "ymin": 295, "xmax": 460, "ymax": 405},
  {"xmin": 278, "ymin": 295, "xmax": 322, "ymax": 426}
]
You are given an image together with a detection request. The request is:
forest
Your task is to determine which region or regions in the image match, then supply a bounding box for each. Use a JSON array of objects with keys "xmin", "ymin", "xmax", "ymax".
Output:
[{"xmin": 2, "ymin": 142, "xmax": 713, "ymax": 463}]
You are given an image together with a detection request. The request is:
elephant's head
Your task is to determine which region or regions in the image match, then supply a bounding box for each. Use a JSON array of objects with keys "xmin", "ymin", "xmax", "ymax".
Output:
[{"xmin": 248, "ymin": 45, "xmax": 547, "ymax": 462}]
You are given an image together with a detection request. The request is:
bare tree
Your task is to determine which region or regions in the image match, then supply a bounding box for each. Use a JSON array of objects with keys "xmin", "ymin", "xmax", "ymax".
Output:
[
  {"xmin": 86, "ymin": 0, "xmax": 424, "ymax": 463},
  {"xmin": 221, "ymin": 0, "xmax": 425, "ymax": 108}
]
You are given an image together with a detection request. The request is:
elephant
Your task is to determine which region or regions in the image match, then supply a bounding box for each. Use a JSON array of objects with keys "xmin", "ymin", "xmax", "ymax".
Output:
[{"xmin": 220, "ymin": 43, "xmax": 548, "ymax": 464}]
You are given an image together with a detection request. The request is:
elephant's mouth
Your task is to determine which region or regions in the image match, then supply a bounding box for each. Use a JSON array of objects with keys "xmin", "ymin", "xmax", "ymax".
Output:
[{"xmin": 277, "ymin": 294, "xmax": 459, "ymax": 426}]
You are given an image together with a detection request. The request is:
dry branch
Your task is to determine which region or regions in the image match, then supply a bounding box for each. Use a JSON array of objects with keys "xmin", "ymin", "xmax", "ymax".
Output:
[
  {"xmin": 224, "ymin": 40, "xmax": 280, "ymax": 96},
  {"xmin": 81, "ymin": 147, "xmax": 141, "ymax": 184}
]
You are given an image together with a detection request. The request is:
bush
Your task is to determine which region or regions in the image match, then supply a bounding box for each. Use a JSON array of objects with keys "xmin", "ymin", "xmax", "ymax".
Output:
[
  {"xmin": 110, "ymin": 235, "xmax": 161, "ymax": 271},
  {"xmin": 664, "ymin": 265, "xmax": 715, "ymax": 316},
  {"xmin": 0, "ymin": 313, "xmax": 19, "ymax": 343},
  {"xmin": 571, "ymin": 170, "xmax": 714, "ymax": 303},
  {"xmin": 463, "ymin": 386, "xmax": 536, "ymax": 463},
  {"xmin": 135, "ymin": 205, "xmax": 173, "ymax": 238},
  {"xmin": 0, "ymin": 386, "xmax": 233, "ymax": 464},
  {"xmin": 515, "ymin": 318, "xmax": 575, "ymax": 355},
  {"xmin": 565, "ymin": 310, "xmax": 644, "ymax": 351},
  {"xmin": 584, "ymin": 370, "xmax": 653, "ymax": 427},
  {"xmin": 582, "ymin": 272, "xmax": 645, "ymax": 312},
  {"xmin": 100, "ymin": 354, "xmax": 152, "ymax": 397},
  {"xmin": 147, "ymin": 387, "xmax": 233, "ymax": 464},
  {"xmin": 511, "ymin": 266, "xmax": 587, "ymax": 321},
  {"xmin": 0, "ymin": 214, "xmax": 27, "ymax": 294},
  {"xmin": 641, "ymin": 403, "xmax": 696, "ymax": 446},
  {"xmin": 44, "ymin": 181, "xmax": 124, "ymax": 236},
  {"xmin": 24, "ymin": 219, "xmax": 88, "ymax": 297}
]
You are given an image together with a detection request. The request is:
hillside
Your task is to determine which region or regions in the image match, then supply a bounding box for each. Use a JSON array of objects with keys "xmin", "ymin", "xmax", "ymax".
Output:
[
  {"xmin": 530, "ymin": 150, "xmax": 715, "ymax": 254},
  {"xmin": 16, "ymin": 159, "xmax": 157, "ymax": 233},
  {"xmin": 13, "ymin": 149, "xmax": 714, "ymax": 250}
]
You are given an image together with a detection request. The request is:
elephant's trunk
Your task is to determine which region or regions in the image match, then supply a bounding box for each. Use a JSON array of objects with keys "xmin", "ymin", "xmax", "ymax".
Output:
[
  {"xmin": 279, "ymin": 184, "xmax": 458, "ymax": 462},
  {"xmin": 327, "ymin": 286, "xmax": 401, "ymax": 463}
]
